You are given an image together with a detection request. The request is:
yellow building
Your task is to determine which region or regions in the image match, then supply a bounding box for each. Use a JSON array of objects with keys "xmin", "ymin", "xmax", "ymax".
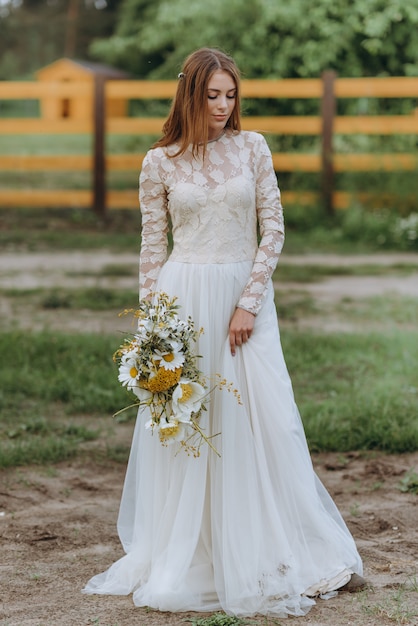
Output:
[{"xmin": 36, "ymin": 58, "xmax": 129, "ymax": 120}]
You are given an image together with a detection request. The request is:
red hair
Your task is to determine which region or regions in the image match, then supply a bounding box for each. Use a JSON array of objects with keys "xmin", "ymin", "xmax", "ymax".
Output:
[{"xmin": 154, "ymin": 48, "xmax": 241, "ymax": 157}]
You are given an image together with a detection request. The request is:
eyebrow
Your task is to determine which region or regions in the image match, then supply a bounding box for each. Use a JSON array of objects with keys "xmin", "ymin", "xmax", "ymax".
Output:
[{"xmin": 207, "ymin": 88, "xmax": 237, "ymax": 93}]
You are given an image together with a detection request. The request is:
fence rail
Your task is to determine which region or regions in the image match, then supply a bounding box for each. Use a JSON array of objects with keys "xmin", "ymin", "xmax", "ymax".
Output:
[{"xmin": 0, "ymin": 74, "xmax": 417, "ymax": 214}]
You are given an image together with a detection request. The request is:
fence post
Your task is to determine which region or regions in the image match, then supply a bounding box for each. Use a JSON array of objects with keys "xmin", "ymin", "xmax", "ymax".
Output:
[
  {"xmin": 321, "ymin": 70, "xmax": 336, "ymax": 215},
  {"xmin": 93, "ymin": 74, "xmax": 106, "ymax": 218}
]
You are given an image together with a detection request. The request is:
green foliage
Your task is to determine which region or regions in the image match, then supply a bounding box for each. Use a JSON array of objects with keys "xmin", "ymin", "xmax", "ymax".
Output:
[
  {"xmin": 399, "ymin": 470, "xmax": 418, "ymax": 494},
  {"xmin": 283, "ymin": 330, "xmax": 418, "ymax": 453},
  {"xmin": 0, "ymin": 0, "xmax": 119, "ymax": 79},
  {"xmin": 283, "ymin": 205, "xmax": 418, "ymax": 253},
  {"xmin": 338, "ymin": 206, "xmax": 400, "ymax": 247},
  {"xmin": 338, "ymin": 207, "xmax": 418, "ymax": 251},
  {"xmin": 0, "ymin": 420, "xmax": 98, "ymax": 468},
  {"xmin": 359, "ymin": 584, "xmax": 418, "ymax": 624},
  {"xmin": 90, "ymin": 0, "xmax": 418, "ymax": 79},
  {"xmin": 273, "ymin": 262, "xmax": 418, "ymax": 284},
  {"xmin": 1, "ymin": 324, "xmax": 418, "ymax": 467},
  {"xmin": 0, "ymin": 331, "xmax": 129, "ymax": 418},
  {"xmin": 40, "ymin": 287, "xmax": 138, "ymax": 311},
  {"xmin": 0, "ymin": 330, "xmax": 138, "ymax": 466},
  {"xmin": 335, "ymin": 295, "xmax": 418, "ymax": 326},
  {"xmin": 2, "ymin": 203, "xmax": 418, "ymax": 256},
  {"xmin": 0, "ymin": 207, "xmax": 141, "ymax": 252}
]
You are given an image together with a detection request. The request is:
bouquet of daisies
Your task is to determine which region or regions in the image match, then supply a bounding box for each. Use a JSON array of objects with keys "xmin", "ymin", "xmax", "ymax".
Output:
[{"xmin": 114, "ymin": 292, "xmax": 219, "ymax": 456}]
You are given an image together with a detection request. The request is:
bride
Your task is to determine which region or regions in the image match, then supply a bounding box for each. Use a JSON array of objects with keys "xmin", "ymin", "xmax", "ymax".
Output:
[{"xmin": 83, "ymin": 47, "xmax": 365, "ymax": 617}]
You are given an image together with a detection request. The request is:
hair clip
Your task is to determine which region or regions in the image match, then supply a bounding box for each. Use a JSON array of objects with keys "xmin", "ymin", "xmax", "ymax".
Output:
[{"xmin": 178, "ymin": 72, "xmax": 185, "ymax": 79}]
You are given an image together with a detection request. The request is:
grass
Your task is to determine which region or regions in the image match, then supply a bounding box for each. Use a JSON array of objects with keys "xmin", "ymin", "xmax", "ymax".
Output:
[
  {"xmin": 0, "ymin": 420, "xmax": 99, "ymax": 468},
  {"xmin": 399, "ymin": 470, "xmax": 418, "ymax": 494},
  {"xmin": 357, "ymin": 580, "xmax": 418, "ymax": 625},
  {"xmin": 0, "ymin": 326, "xmax": 417, "ymax": 467},
  {"xmin": 282, "ymin": 330, "xmax": 418, "ymax": 453},
  {"xmin": 0, "ymin": 208, "xmax": 141, "ymax": 252},
  {"xmin": 39, "ymin": 287, "xmax": 138, "ymax": 311},
  {"xmin": 277, "ymin": 291, "xmax": 418, "ymax": 330},
  {"xmin": 273, "ymin": 262, "xmax": 418, "ymax": 283},
  {"xmin": 67, "ymin": 263, "xmax": 137, "ymax": 278},
  {"xmin": 283, "ymin": 204, "xmax": 418, "ymax": 253},
  {"xmin": 0, "ymin": 331, "xmax": 128, "ymax": 415},
  {"xmin": 275, "ymin": 291, "xmax": 319, "ymax": 322},
  {"xmin": 0, "ymin": 287, "xmax": 138, "ymax": 313},
  {"xmin": 336, "ymin": 295, "xmax": 418, "ymax": 326},
  {"xmin": 0, "ymin": 330, "xmax": 138, "ymax": 467}
]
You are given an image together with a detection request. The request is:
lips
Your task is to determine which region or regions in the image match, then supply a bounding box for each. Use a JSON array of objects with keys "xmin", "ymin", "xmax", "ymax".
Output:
[{"xmin": 213, "ymin": 116, "xmax": 227, "ymax": 121}]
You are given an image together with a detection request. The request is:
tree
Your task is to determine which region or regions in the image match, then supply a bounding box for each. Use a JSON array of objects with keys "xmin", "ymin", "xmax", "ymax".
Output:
[
  {"xmin": 89, "ymin": 0, "xmax": 418, "ymax": 79},
  {"xmin": 0, "ymin": 0, "xmax": 120, "ymax": 79}
]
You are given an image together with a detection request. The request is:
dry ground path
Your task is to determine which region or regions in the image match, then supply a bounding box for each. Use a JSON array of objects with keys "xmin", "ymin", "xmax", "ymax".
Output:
[{"xmin": 1, "ymin": 250, "xmax": 418, "ymax": 334}]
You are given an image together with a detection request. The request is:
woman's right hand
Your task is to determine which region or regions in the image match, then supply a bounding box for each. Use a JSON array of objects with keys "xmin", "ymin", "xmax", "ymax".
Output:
[{"xmin": 229, "ymin": 307, "xmax": 255, "ymax": 356}]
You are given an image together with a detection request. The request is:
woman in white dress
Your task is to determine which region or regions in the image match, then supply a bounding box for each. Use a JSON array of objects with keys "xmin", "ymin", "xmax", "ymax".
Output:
[{"xmin": 83, "ymin": 47, "xmax": 365, "ymax": 618}]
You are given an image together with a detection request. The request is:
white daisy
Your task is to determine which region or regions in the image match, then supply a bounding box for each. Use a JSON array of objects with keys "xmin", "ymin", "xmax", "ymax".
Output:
[
  {"xmin": 118, "ymin": 360, "xmax": 140, "ymax": 390},
  {"xmin": 137, "ymin": 318, "xmax": 155, "ymax": 334},
  {"xmin": 154, "ymin": 348, "xmax": 185, "ymax": 371},
  {"xmin": 120, "ymin": 349, "xmax": 138, "ymax": 365},
  {"xmin": 134, "ymin": 327, "xmax": 148, "ymax": 342},
  {"xmin": 167, "ymin": 340, "xmax": 183, "ymax": 352},
  {"xmin": 154, "ymin": 324, "xmax": 171, "ymax": 340},
  {"xmin": 172, "ymin": 379, "xmax": 206, "ymax": 419},
  {"xmin": 158, "ymin": 418, "xmax": 189, "ymax": 445},
  {"xmin": 131, "ymin": 386, "xmax": 153, "ymax": 402}
]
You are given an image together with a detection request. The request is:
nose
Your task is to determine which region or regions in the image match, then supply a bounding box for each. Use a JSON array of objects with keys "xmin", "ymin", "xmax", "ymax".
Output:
[{"xmin": 217, "ymin": 95, "xmax": 228, "ymax": 111}]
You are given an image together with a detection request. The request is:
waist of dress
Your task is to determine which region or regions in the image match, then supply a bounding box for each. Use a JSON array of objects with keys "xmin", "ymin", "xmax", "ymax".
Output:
[
  {"xmin": 168, "ymin": 244, "xmax": 257, "ymax": 265},
  {"xmin": 168, "ymin": 250, "xmax": 255, "ymax": 264}
]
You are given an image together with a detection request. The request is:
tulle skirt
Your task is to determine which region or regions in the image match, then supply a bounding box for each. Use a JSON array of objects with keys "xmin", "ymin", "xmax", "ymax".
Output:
[{"xmin": 82, "ymin": 260, "xmax": 362, "ymax": 617}]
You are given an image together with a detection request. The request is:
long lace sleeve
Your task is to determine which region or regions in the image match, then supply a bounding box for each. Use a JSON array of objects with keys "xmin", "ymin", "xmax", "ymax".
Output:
[
  {"xmin": 237, "ymin": 136, "xmax": 285, "ymax": 315},
  {"xmin": 139, "ymin": 150, "xmax": 169, "ymax": 299}
]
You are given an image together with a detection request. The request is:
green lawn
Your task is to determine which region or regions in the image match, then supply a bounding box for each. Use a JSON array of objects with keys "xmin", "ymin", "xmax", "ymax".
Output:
[{"xmin": 0, "ymin": 326, "xmax": 417, "ymax": 468}]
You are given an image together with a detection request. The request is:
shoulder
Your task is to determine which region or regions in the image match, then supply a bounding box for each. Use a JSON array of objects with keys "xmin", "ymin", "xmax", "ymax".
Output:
[
  {"xmin": 229, "ymin": 130, "xmax": 271, "ymax": 154},
  {"xmin": 140, "ymin": 145, "xmax": 177, "ymax": 182},
  {"xmin": 229, "ymin": 132, "xmax": 275, "ymax": 177},
  {"xmin": 141, "ymin": 146, "xmax": 168, "ymax": 168},
  {"xmin": 240, "ymin": 130, "xmax": 267, "ymax": 144}
]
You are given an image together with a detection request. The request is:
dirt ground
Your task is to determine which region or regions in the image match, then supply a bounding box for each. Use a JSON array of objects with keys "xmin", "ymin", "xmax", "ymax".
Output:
[{"xmin": 1, "ymin": 251, "xmax": 418, "ymax": 626}]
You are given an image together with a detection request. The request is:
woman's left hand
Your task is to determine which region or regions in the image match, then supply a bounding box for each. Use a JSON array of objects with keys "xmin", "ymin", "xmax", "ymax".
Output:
[{"xmin": 229, "ymin": 308, "xmax": 255, "ymax": 356}]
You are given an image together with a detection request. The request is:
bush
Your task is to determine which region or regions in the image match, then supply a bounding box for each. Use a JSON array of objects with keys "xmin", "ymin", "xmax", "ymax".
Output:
[{"xmin": 285, "ymin": 204, "xmax": 418, "ymax": 252}]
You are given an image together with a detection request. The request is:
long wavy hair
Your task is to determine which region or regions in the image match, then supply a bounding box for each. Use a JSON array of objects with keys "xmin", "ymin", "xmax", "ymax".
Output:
[{"xmin": 154, "ymin": 48, "xmax": 241, "ymax": 158}]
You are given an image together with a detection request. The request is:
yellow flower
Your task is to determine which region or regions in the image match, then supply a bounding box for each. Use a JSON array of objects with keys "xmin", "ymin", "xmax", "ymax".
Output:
[{"xmin": 140, "ymin": 366, "xmax": 182, "ymax": 393}]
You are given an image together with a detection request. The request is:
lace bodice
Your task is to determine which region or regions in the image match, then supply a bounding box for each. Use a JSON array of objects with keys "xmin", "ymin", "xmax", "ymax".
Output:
[{"xmin": 139, "ymin": 130, "xmax": 284, "ymax": 315}]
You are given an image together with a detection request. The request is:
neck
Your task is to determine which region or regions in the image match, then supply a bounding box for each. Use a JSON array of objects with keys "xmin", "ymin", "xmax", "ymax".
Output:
[{"xmin": 206, "ymin": 129, "xmax": 226, "ymax": 144}]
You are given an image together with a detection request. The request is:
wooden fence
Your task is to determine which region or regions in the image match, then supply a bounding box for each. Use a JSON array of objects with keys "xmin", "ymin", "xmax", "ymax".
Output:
[{"xmin": 0, "ymin": 74, "xmax": 418, "ymax": 215}]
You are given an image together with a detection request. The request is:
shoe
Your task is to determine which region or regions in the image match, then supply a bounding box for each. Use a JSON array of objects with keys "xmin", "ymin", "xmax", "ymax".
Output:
[{"xmin": 339, "ymin": 573, "xmax": 368, "ymax": 593}]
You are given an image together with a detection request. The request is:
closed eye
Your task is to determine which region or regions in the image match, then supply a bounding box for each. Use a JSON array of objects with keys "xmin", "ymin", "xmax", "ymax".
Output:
[{"xmin": 208, "ymin": 93, "xmax": 237, "ymax": 100}]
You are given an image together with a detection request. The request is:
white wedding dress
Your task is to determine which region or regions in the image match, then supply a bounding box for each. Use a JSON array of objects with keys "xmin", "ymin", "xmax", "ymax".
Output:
[{"xmin": 83, "ymin": 130, "xmax": 363, "ymax": 617}]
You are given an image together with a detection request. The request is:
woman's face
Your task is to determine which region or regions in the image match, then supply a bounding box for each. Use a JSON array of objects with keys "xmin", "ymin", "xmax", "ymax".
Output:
[{"xmin": 206, "ymin": 70, "xmax": 236, "ymax": 140}]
